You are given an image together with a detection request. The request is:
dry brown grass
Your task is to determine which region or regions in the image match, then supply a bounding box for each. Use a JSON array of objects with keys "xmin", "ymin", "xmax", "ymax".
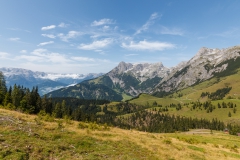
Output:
[{"xmin": 1, "ymin": 108, "xmax": 240, "ymax": 160}]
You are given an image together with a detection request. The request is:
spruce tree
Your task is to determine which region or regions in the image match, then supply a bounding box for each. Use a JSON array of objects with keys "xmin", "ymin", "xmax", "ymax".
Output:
[
  {"xmin": 0, "ymin": 71, "xmax": 7, "ymax": 95},
  {"xmin": 228, "ymin": 111, "xmax": 232, "ymax": 117},
  {"xmin": 11, "ymin": 84, "xmax": 21, "ymax": 108}
]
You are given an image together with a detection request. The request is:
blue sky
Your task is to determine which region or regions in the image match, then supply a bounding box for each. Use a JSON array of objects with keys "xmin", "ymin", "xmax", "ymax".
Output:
[{"xmin": 0, "ymin": 0, "xmax": 240, "ymax": 74}]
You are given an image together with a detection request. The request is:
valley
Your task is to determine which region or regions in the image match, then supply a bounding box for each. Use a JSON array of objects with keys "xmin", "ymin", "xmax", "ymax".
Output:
[
  {"xmin": 2, "ymin": 1, "xmax": 240, "ymax": 159},
  {"xmin": 1, "ymin": 45, "xmax": 240, "ymax": 159},
  {"xmin": 0, "ymin": 67, "xmax": 103, "ymax": 96}
]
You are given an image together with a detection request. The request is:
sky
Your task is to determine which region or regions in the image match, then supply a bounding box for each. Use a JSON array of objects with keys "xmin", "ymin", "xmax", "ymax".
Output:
[{"xmin": 1, "ymin": 0, "xmax": 240, "ymax": 74}]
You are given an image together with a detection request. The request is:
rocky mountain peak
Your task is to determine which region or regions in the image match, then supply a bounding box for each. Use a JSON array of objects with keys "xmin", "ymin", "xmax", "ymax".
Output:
[{"xmin": 115, "ymin": 61, "xmax": 133, "ymax": 73}]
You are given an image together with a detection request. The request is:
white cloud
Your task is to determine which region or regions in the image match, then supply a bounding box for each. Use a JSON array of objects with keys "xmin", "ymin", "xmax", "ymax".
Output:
[
  {"xmin": 90, "ymin": 34, "xmax": 101, "ymax": 39},
  {"xmin": 58, "ymin": 31, "xmax": 81, "ymax": 42},
  {"xmin": 20, "ymin": 50, "xmax": 27, "ymax": 53},
  {"xmin": 41, "ymin": 25, "xmax": 56, "ymax": 30},
  {"xmin": 91, "ymin": 18, "xmax": 115, "ymax": 26},
  {"xmin": 32, "ymin": 48, "xmax": 47, "ymax": 55},
  {"xmin": 37, "ymin": 41, "xmax": 54, "ymax": 46},
  {"xmin": 216, "ymin": 28, "xmax": 240, "ymax": 38},
  {"xmin": 78, "ymin": 38, "xmax": 113, "ymax": 50},
  {"xmin": 9, "ymin": 37, "xmax": 20, "ymax": 41},
  {"xmin": 71, "ymin": 56, "xmax": 95, "ymax": 62},
  {"xmin": 95, "ymin": 49, "xmax": 106, "ymax": 55},
  {"xmin": 125, "ymin": 54, "xmax": 139, "ymax": 56},
  {"xmin": 16, "ymin": 55, "xmax": 44, "ymax": 62},
  {"xmin": 0, "ymin": 52, "xmax": 10, "ymax": 58},
  {"xmin": 28, "ymin": 49, "xmax": 109, "ymax": 63},
  {"xmin": 41, "ymin": 34, "xmax": 56, "ymax": 39},
  {"xmin": 7, "ymin": 28, "xmax": 31, "ymax": 33},
  {"xmin": 135, "ymin": 12, "xmax": 161, "ymax": 35},
  {"xmin": 26, "ymin": 48, "xmax": 71, "ymax": 63},
  {"xmin": 58, "ymin": 22, "xmax": 68, "ymax": 28},
  {"xmin": 121, "ymin": 40, "xmax": 175, "ymax": 51},
  {"xmin": 159, "ymin": 26, "xmax": 184, "ymax": 36},
  {"xmin": 102, "ymin": 25, "xmax": 110, "ymax": 31}
]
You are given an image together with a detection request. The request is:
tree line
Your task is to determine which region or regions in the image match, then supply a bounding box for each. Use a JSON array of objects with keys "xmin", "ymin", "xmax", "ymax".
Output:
[
  {"xmin": 201, "ymin": 87, "xmax": 232, "ymax": 100},
  {"xmin": 1, "ymin": 71, "xmax": 240, "ymax": 135},
  {"xmin": 0, "ymin": 71, "xmax": 107, "ymax": 122}
]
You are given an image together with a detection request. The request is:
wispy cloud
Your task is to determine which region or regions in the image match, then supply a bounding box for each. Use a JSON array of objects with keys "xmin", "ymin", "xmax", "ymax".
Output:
[
  {"xmin": 125, "ymin": 54, "xmax": 139, "ymax": 57},
  {"xmin": 0, "ymin": 52, "xmax": 10, "ymax": 58},
  {"xmin": 197, "ymin": 28, "xmax": 240, "ymax": 40},
  {"xmin": 72, "ymin": 56, "xmax": 110, "ymax": 63},
  {"xmin": 121, "ymin": 40, "xmax": 175, "ymax": 51},
  {"xmin": 16, "ymin": 48, "xmax": 110, "ymax": 66},
  {"xmin": 9, "ymin": 37, "xmax": 20, "ymax": 41},
  {"xmin": 71, "ymin": 56, "xmax": 95, "ymax": 62},
  {"xmin": 216, "ymin": 28, "xmax": 240, "ymax": 38},
  {"xmin": 91, "ymin": 18, "xmax": 115, "ymax": 26},
  {"xmin": 159, "ymin": 26, "xmax": 184, "ymax": 36},
  {"xmin": 7, "ymin": 28, "xmax": 31, "ymax": 33},
  {"xmin": 16, "ymin": 55, "xmax": 44, "ymax": 62},
  {"xmin": 58, "ymin": 31, "xmax": 81, "ymax": 42},
  {"xmin": 42, "ymin": 34, "xmax": 56, "ymax": 39},
  {"xmin": 78, "ymin": 38, "xmax": 113, "ymax": 50},
  {"xmin": 95, "ymin": 49, "xmax": 106, "ymax": 55},
  {"xmin": 37, "ymin": 41, "xmax": 54, "ymax": 46},
  {"xmin": 102, "ymin": 25, "xmax": 110, "ymax": 31},
  {"xmin": 58, "ymin": 22, "xmax": 68, "ymax": 28},
  {"xmin": 20, "ymin": 50, "xmax": 27, "ymax": 54},
  {"xmin": 135, "ymin": 12, "xmax": 161, "ymax": 35},
  {"xmin": 21, "ymin": 48, "xmax": 71, "ymax": 63},
  {"xmin": 41, "ymin": 25, "xmax": 56, "ymax": 31}
]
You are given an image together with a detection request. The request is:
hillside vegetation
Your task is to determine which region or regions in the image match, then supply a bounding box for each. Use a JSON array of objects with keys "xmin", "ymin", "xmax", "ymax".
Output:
[
  {"xmin": 1, "ymin": 108, "xmax": 240, "ymax": 160},
  {"xmin": 128, "ymin": 68, "xmax": 240, "ymax": 125}
]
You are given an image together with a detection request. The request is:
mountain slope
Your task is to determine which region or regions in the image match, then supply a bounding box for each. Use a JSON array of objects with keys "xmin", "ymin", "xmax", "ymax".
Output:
[
  {"xmin": 47, "ymin": 45, "xmax": 240, "ymax": 101},
  {"xmin": 128, "ymin": 67, "xmax": 240, "ymax": 125},
  {"xmin": 153, "ymin": 45, "xmax": 240, "ymax": 96},
  {"xmin": 46, "ymin": 83, "xmax": 123, "ymax": 101},
  {"xmin": 47, "ymin": 62, "xmax": 169, "ymax": 101}
]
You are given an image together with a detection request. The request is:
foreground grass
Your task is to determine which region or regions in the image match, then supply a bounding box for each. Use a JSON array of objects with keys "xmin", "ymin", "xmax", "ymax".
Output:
[{"xmin": 0, "ymin": 108, "xmax": 240, "ymax": 160}]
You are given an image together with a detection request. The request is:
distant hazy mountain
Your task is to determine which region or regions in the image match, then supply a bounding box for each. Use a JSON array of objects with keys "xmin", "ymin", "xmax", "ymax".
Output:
[
  {"xmin": 0, "ymin": 67, "xmax": 104, "ymax": 95},
  {"xmin": 46, "ymin": 45, "xmax": 240, "ymax": 101}
]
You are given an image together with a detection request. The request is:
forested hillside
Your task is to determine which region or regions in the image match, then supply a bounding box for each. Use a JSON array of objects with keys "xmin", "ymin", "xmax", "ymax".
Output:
[{"xmin": 1, "ymin": 71, "xmax": 240, "ymax": 135}]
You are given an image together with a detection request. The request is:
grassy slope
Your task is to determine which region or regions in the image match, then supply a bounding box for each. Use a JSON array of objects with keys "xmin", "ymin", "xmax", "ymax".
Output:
[
  {"xmin": 170, "ymin": 69, "xmax": 240, "ymax": 102},
  {"xmin": 130, "ymin": 94, "xmax": 181, "ymax": 106},
  {"xmin": 128, "ymin": 70, "xmax": 240, "ymax": 124},
  {"xmin": 1, "ymin": 108, "xmax": 240, "ymax": 160},
  {"xmin": 167, "ymin": 69, "xmax": 240, "ymax": 124}
]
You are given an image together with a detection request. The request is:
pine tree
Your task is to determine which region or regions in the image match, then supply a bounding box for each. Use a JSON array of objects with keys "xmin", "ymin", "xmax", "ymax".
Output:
[
  {"xmin": 233, "ymin": 107, "xmax": 237, "ymax": 113},
  {"xmin": 4, "ymin": 92, "xmax": 12, "ymax": 107},
  {"xmin": 0, "ymin": 71, "xmax": 7, "ymax": 95},
  {"xmin": 0, "ymin": 72, "xmax": 7, "ymax": 105},
  {"xmin": 11, "ymin": 84, "xmax": 21, "ymax": 108},
  {"xmin": 53, "ymin": 102, "xmax": 62, "ymax": 118},
  {"xmin": 228, "ymin": 111, "xmax": 232, "ymax": 117}
]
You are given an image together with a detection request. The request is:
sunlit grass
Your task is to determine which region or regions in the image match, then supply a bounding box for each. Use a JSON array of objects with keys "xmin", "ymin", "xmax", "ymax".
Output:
[{"xmin": 1, "ymin": 108, "xmax": 240, "ymax": 160}]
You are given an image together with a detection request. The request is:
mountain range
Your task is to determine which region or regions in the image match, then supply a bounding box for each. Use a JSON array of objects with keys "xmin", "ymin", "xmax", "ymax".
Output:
[
  {"xmin": 2, "ymin": 45, "xmax": 240, "ymax": 101},
  {"xmin": 0, "ymin": 67, "xmax": 104, "ymax": 95},
  {"xmin": 46, "ymin": 45, "xmax": 240, "ymax": 101}
]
